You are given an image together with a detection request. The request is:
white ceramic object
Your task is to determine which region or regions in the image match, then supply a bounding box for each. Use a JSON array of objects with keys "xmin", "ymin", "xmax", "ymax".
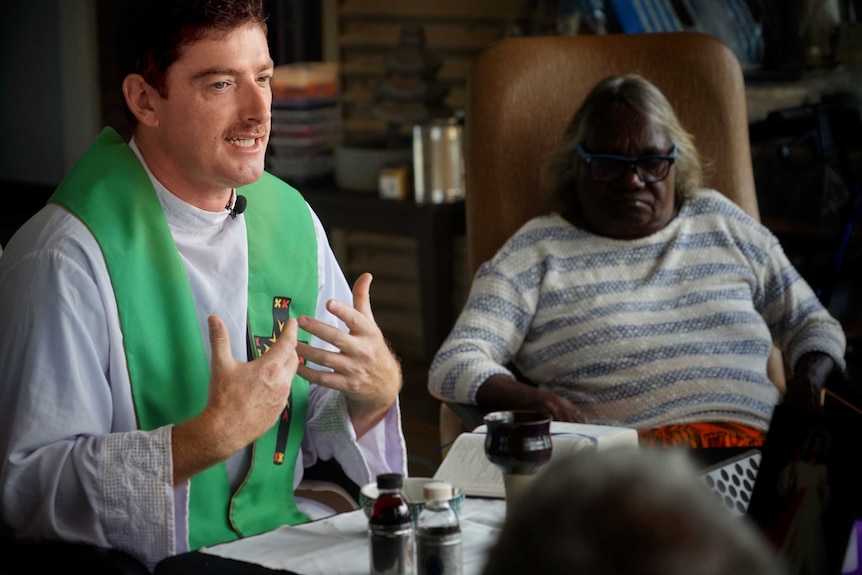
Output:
[
  {"xmin": 360, "ymin": 477, "xmax": 465, "ymax": 522},
  {"xmin": 334, "ymin": 145, "xmax": 412, "ymax": 193}
]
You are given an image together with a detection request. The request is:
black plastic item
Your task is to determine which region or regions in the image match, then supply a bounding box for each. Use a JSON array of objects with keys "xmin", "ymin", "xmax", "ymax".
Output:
[{"xmin": 0, "ymin": 536, "xmax": 149, "ymax": 575}]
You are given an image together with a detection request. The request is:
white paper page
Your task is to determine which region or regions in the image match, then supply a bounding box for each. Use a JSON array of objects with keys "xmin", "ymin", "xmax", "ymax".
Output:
[
  {"xmin": 434, "ymin": 433, "xmax": 505, "ymax": 498},
  {"xmin": 201, "ymin": 498, "xmax": 505, "ymax": 575},
  {"xmin": 433, "ymin": 422, "xmax": 638, "ymax": 497}
]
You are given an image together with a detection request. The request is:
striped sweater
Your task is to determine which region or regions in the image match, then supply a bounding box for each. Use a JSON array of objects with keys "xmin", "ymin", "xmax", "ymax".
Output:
[{"xmin": 428, "ymin": 190, "xmax": 846, "ymax": 431}]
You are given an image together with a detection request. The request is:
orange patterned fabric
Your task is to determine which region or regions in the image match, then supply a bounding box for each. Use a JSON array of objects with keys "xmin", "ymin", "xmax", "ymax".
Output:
[{"xmin": 638, "ymin": 422, "xmax": 765, "ymax": 449}]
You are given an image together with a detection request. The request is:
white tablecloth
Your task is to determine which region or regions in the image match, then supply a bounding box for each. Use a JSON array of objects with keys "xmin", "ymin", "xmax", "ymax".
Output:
[{"xmin": 201, "ymin": 497, "xmax": 506, "ymax": 574}]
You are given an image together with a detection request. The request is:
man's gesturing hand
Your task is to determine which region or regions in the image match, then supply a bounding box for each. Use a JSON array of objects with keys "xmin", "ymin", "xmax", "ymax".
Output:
[
  {"xmin": 172, "ymin": 314, "xmax": 299, "ymax": 485},
  {"xmin": 296, "ymin": 273, "xmax": 402, "ymax": 438}
]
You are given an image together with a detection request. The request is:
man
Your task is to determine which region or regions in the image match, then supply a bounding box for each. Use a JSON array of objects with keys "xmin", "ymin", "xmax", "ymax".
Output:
[{"xmin": 0, "ymin": 0, "xmax": 405, "ymax": 570}]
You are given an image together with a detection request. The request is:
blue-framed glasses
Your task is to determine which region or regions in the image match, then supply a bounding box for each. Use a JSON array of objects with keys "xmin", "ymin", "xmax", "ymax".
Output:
[{"xmin": 576, "ymin": 144, "xmax": 677, "ymax": 183}]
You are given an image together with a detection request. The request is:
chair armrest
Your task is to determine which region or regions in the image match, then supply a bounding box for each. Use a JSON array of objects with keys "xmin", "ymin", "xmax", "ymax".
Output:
[
  {"xmin": 439, "ymin": 402, "xmax": 491, "ymax": 458},
  {"xmin": 296, "ymin": 479, "xmax": 360, "ymax": 514},
  {"xmin": 444, "ymin": 402, "xmax": 489, "ymax": 432}
]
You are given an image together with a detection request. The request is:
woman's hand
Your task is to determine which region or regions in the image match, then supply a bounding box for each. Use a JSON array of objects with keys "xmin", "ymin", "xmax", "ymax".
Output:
[
  {"xmin": 527, "ymin": 387, "xmax": 586, "ymax": 422},
  {"xmin": 477, "ymin": 374, "xmax": 586, "ymax": 422},
  {"xmin": 782, "ymin": 352, "xmax": 835, "ymax": 411}
]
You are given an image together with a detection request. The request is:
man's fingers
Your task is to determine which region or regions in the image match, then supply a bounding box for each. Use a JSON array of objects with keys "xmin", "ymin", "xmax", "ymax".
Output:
[
  {"xmin": 208, "ymin": 315, "xmax": 232, "ymax": 368},
  {"xmin": 352, "ymin": 272, "xmax": 373, "ymax": 318},
  {"xmin": 297, "ymin": 362, "xmax": 345, "ymax": 391},
  {"xmin": 298, "ymin": 315, "xmax": 349, "ymax": 349},
  {"xmin": 316, "ymin": 272, "xmax": 375, "ymax": 338},
  {"xmin": 281, "ymin": 317, "xmax": 299, "ymax": 347},
  {"xmin": 270, "ymin": 318, "xmax": 299, "ymax": 363}
]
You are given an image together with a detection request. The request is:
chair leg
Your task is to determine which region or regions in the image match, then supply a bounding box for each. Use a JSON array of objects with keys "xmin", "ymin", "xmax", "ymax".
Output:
[
  {"xmin": 438, "ymin": 403, "xmax": 467, "ymax": 459},
  {"xmin": 295, "ymin": 479, "xmax": 359, "ymax": 514},
  {"xmin": 767, "ymin": 346, "xmax": 787, "ymax": 397}
]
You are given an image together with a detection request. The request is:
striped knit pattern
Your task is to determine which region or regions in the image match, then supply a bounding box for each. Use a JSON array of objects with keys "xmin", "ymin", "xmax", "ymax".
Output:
[{"xmin": 429, "ymin": 190, "xmax": 846, "ymax": 431}]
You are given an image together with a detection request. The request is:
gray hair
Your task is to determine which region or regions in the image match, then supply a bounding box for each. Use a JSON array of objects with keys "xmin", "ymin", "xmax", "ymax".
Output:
[
  {"xmin": 543, "ymin": 74, "xmax": 703, "ymax": 211},
  {"xmin": 481, "ymin": 447, "xmax": 786, "ymax": 575}
]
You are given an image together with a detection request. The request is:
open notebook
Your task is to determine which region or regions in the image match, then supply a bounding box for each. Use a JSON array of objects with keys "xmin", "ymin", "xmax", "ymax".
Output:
[{"xmin": 432, "ymin": 421, "xmax": 638, "ymax": 498}]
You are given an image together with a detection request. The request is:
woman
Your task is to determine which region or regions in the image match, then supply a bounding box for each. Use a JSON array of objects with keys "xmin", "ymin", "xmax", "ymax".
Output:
[{"xmin": 428, "ymin": 74, "xmax": 845, "ymax": 450}]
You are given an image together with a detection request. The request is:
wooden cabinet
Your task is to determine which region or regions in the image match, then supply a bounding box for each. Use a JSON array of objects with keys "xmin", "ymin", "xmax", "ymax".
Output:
[{"xmin": 303, "ymin": 188, "xmax": 468, "ymax": 364}]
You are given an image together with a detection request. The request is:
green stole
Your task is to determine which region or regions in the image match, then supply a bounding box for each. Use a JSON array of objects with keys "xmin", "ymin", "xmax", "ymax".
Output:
[{"xmin": 49, "ymin": 127, "xmax": 317, "ymax": 548}]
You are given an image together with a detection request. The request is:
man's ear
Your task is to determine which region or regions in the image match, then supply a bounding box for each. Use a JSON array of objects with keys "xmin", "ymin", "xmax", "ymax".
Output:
[{"xmin": 122, "ymin": 74, "xmax": 160, "ymax": 127}]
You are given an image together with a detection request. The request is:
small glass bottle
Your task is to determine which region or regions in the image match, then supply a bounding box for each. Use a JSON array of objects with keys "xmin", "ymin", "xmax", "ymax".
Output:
[
  {"xmin": 369, "ymin": 473, "xmax": 414, "ymax": 575},
  {"xmin": 416, "ymin": 482, "xmax": 462, "ymax": 575}
]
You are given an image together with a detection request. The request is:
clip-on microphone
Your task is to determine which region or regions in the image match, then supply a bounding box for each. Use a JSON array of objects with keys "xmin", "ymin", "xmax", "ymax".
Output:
[{"xmin": 230, "ymin": 195, "xmax": 248, "ymax": 219}]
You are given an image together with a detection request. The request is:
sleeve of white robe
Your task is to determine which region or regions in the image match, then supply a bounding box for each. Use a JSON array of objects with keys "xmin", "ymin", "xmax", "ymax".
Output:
[
  {"xmin": 300, "ymin": 208, "xmax": 408, "ymax": 489},
  {"xmin": 0, "ymin": 207, "xmax": 178, "ymax": 571}
]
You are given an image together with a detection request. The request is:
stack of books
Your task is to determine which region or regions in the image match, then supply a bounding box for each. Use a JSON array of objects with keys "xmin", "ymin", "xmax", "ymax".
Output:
[{"xmin": 267, "ymin": 62, "xmax": 342, "ymax": 186}]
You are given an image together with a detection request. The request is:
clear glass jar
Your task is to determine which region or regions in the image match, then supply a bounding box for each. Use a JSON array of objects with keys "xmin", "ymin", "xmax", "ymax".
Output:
[{"xmin": 416, "ymin": 482, "xmax": 462, "ymax": 575}]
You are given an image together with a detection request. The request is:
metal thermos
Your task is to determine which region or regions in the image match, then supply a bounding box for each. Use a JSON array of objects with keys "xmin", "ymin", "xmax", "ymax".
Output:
[{"xmin": 412, "ymin": 117, "xmax": 465, "ymax": 204}]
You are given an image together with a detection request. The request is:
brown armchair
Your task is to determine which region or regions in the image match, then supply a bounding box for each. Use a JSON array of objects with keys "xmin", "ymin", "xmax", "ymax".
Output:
[{"xmin": 438, "ymin": 31, "xmax": 786, "ymax": 449}]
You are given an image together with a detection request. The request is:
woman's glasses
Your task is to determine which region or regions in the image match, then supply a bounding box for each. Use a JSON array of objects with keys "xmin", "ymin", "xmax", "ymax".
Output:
[{"xmin": 576, "ymin": 145, "xmax": 677, "ymax": 183}]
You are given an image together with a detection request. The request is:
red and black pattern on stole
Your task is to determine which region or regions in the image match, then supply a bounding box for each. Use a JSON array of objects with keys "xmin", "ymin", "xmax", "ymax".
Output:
[{"xmin": 253, "ymin": 296, "xmax": 305, "ymax": 465}]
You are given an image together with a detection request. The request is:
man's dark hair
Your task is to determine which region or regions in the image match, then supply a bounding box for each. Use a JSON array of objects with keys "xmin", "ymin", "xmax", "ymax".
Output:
[{"xmin": 116, "ymin": 0, "xmax": 268, "ymax": 128}]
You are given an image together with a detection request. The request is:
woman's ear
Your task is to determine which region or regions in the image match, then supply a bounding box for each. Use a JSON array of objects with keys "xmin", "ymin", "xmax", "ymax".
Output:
[{"xmin": 122, "ymin": 74, "xmax": 160, "ymax": 127}]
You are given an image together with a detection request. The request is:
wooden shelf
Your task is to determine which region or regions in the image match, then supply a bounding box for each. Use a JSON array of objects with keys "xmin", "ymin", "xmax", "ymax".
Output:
[
  {"xmin": 340, "ymin": 23, "xmax": 503, "ymax": 51},
  {"xmin": 330, "ymin": 0, "xmax": 522, "ymax": 142},
  {"xmin": 338, "ymin": 0, "xmax": 522, "ymax": 21}
]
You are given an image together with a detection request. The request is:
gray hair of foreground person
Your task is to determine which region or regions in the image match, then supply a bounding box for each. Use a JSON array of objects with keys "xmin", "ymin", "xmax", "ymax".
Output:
[{"xmin": 481, "ymin": 448, "xmax": 786, "ymax": 575}]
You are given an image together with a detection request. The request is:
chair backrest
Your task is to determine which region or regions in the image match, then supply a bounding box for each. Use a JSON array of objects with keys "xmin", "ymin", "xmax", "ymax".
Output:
[{"xmin": 464, "ymin": 31, "xmax": 757, "ymax": 274}]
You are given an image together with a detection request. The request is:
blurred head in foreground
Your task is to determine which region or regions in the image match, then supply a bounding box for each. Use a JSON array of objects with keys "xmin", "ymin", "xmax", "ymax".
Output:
[{"xmin": 482, "ymin": 448, "xmax": 786, "ymax": 575}]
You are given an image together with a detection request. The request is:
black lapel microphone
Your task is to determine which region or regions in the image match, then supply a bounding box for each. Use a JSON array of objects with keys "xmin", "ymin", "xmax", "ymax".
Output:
[{"xmin": 230, "ymin": 195, "xmax": 248, "ymax": 219}]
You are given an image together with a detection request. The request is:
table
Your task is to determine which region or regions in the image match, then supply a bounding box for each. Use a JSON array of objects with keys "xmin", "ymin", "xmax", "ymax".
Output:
[
  {"xmin": 301, "ymin": 188, "xmax": 466, "ymax": 363},
  {"xmin": 154, "ymin": 497, "xmax": 505, "ymax": 575}
]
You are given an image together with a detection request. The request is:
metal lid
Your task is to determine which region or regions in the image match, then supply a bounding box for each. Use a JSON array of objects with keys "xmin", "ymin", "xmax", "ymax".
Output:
[
  {"xmin": 376, "ymin": 473, "xmax": 404, "ymax": 490},
  {"xmin": 422, "ymin": 481, "xmax": 453, "ymax": 501}
]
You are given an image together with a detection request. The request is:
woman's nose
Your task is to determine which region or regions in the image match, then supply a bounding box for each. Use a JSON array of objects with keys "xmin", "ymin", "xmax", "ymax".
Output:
[{"xmin": 618, "ymin": 163, "xmax": 646, "ymax": 189}]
